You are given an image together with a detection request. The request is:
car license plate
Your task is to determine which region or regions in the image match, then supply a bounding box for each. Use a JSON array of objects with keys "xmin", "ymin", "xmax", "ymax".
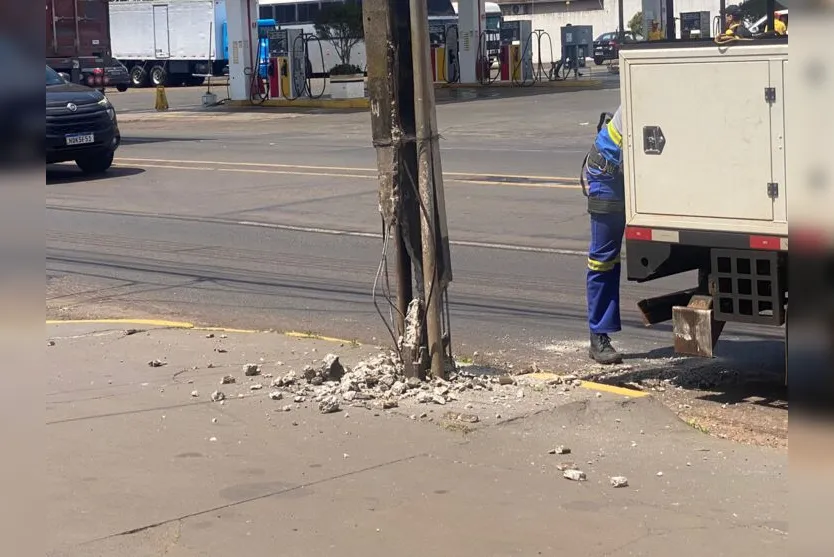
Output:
[{"xmin": 66, "ymin": 133, "xmax": 94, "ymax": 146}]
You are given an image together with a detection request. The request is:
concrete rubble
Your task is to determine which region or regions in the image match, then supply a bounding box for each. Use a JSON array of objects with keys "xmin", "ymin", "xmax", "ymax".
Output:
[
  {"xmin": 243, "ymin": 363, "xmax": 261, "ymax": 376},
  {"xmin": 610, "ymin": 476, "xmax": 629, "ymax": 488},
  {"xmin": 563, "ymin": 469, "xmax": 587, "ymax": 482},
  {"xmin": 210, "ymin": 390, "xmax": 226, "ymax": 402},
  {"xmin": 233, "ymin": 351, "xmax": 589, "ymax": 419}
]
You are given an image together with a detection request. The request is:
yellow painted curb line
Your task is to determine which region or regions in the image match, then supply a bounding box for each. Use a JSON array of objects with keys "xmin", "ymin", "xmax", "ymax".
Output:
[
  {"xmin": 226, "ymin": 98, "xmax": 369, "ymax": 109},
  {"xmin": 527, "ymin": 371, "xmax": 648, "ymax": 398},
  {"xmin": 285, "ymin": 331, "xmax": 360, "ymax": 346},
  {"xmin": 46, "ymin": 318, "xmax": 195, "ymax": 328}
]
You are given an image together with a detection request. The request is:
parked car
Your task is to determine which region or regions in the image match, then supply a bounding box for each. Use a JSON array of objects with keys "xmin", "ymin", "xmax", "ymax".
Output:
[
  {"xmin": 592, "ymin": 31, "xmax": 642, "ymax": 65},
  {"xmin": 46, "ymin": 65, "xmax": 121, "ymax": 174},
  {"xmin": 106, "ymin": 60, "xmax": 131, "ymax": 92}
]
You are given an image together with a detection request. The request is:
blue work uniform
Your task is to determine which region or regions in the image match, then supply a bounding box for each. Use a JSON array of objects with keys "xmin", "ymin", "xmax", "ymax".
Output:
[{"xmin": 584, "ymin": 107, "xmax": 625, "ymax": 335}]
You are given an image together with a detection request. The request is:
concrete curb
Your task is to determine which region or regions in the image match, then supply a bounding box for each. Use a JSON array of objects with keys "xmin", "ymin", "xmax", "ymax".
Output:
[
  {"xmin": 435, "ymin": 79, "xmax": 604, "ymax": 89},
  {"xmin": 226, "ymin": 98, "xmax": 369, "ymax": 109}
]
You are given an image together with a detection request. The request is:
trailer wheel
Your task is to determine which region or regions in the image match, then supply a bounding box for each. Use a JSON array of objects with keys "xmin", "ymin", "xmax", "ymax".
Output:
[
  {"xmin": 150, "ymin": 65, "xmax": 167, "ymax": 87},
  {"xmin": 130, "ymin": 66, "xmax": 148, "ymax": 88}
]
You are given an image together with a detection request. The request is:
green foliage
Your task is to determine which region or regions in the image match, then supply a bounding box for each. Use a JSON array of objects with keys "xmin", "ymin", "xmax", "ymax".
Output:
[
  {"xmin": 315, "ymin": 2, "xmax": 365, "ymax": 66},
  {"xmin": 628, "ymin": 11, "xmax": 644, "ymax": 37},
  {"xmin": 328, "ymin": 63, "xmax": 364, "ymax": 76}
]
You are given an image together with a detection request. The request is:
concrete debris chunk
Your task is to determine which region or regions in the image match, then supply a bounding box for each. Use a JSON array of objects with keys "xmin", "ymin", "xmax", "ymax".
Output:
[
  {"xmin": 250, "ymin": 383, "xmax": 264, "ymax": 391},
  {"xmin": 390, "ymin": 381, "xmax": 407, "ymax": 396},
  {"xmin": 342, "ymin": 391, "xmax": 357, "ymax": 402},
  {"xmin": 148, "ymin": 359, "xmax": 166, "ymax": 367},
  {"xmin": 210, "ymin": 390, "xmax": 226, "ymax": 402},
  {"xmin": 416, "ymin": 392, "xmax": 434, "ymax": 404},
  {"xmin": 610, "ymin": 476, "xmax": 629, "ymax": 488},
  {"xmin": 268, "ymin": 391, "xmax": 283, "ymax": 400},
  {"xmin": 205, "ymin": 333, "xmax": 215, "ymax": 339},
  {"xmin": 282, "ymin": 404, "xmax": 292, "ymax": 412},
  {"xmin": 498, "ymin": 375, "xmax": 514, "ymax": 386},
  {"xmin": 549, "ymin": 446, "xmax": 571, "ymax": 455},
  {"xmin": 563, "ymin": 469, "xmax": 587, "ymax": 482},
  {"xmin": 294, "ymin": 395, "xmax": 305, "ymax": 403},
  {"xmin": 432, "ymin": 395, "xmax": 447, "ymax": 405},
  {"xmin": 220, "ymin": 375, "xmax": 236, "ymax": 385},
  {"xmin": 47, "ymin": 340, "xmax": 56, "ymax": 347},
  {"xmin": 321, "ymin": 354, "xmax": 345, "ymax": 381},
  {"xmin": 191, "ymin": 390, "xmax": 199, "ymax": 398},
  {"xmin": 243, "ymin": 363, "xmax": 261, "ymax": 376},
  {"xmin": 319, "ymin": 395, "xmax": 341, "ymax": 414},
  {"xmin": 406, "ymin": 377, "xmax": 422, "ymax": 389}
]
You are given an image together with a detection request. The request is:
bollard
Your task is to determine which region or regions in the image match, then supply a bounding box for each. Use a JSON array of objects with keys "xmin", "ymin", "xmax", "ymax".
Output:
[{"xmin": 155, "ymin": 85, "xmax": 169, "ymax": 111}]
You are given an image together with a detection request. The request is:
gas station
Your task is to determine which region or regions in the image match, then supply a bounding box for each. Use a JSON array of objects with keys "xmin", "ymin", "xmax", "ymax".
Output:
[{"xmin": 218, "ymin": 0, "xmax": 605, "ymax": 106}]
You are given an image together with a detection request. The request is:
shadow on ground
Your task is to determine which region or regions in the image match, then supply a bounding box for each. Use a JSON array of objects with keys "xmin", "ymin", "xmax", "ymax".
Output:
[{"xmin": 46, "ymin": 165, "xmax": 145, "ymax": 185}]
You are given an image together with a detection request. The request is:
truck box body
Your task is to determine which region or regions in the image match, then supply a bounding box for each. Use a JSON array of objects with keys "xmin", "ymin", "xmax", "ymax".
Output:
[
  {"xmin": 620, "ymin": 42, "xmax": 788, "ymax": 239},
  {"xmin": 110, "ymin": 0, "xmax": 225, "ymax": 62},
  {"xmin": 46, "ymin": 0, "xmax": 112, "ymax": 72},
  {"xmin": 110, "ymin": 0, "xmax": 227, "ymax": 85}
]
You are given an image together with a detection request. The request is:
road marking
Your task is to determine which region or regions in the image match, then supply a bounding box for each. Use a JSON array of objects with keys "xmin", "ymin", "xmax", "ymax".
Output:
[
  {"xmin": 527, "ymin": 372, "xmax": 649, "ymax": 398},
  {"xmin": 114, "ymin": 162, "xmax": 580, "ymax": 190},
  {"xmin": 116, "ymin": 157, "xmax": 580, "ymax": 184},
  {"xmin": 47, "ymin": 204, "xmax": 589, "ymax": 257},
  {"xmin": 285, "ymin": 331, "xmax": 360, "ymax": 345},
  {"xmin": 46, "ymin": 318, "xmax": 194, "ymax": 328}
]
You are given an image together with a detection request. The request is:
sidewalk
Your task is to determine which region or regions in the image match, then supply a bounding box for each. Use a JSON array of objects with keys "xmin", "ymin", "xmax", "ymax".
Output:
[{"xmin": 47, "ymin": 322, "xmax": 787, "ymax": 557}]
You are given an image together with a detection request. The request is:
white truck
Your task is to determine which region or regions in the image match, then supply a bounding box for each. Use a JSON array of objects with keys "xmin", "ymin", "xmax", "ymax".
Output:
[
  {"xmin": 109, "ymin": 0, "xmax": 227, "ymax": 88},
  {"xmin": 618, "ymin": 38, "xmax": 788, "ymax": 359}
]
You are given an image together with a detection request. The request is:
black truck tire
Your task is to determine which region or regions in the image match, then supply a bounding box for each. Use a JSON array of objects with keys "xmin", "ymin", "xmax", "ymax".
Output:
[
  {"xmin": 130, "ymin": 66, "xmax": 148, "ymax": 88},
  {"xmin": 150, "ymin": 65, "xmax": 167, "ymax": 87}
]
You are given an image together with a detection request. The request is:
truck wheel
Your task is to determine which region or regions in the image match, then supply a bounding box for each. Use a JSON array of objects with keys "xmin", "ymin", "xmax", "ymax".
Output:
[
  {"xmin": 130, "ymin": 66, "xmax": 148, "ymax": 87},
  {"xmin": 594, "ymin": 56, "xmax": 605, "ymax": 66},
  {"xmin": 150, "ymin": 65, "xmax": 167, "ymax": 87},
  {"xmin": 75, "ymin": 150, "xmax": 115, "ymax": 175}
]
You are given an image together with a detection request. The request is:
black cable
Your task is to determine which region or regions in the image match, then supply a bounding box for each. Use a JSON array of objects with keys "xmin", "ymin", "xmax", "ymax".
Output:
[
  {"xmin": 372, "ymin": 219, "xmax": 402, "ymax": 355},
  {"xmin": 512, "ymin": 32, "xmax": 536, "ymax": 87},
  {"xmin": 476, "ymin": 30, "xmax": 499, "ymax": 85},
  {"xmin": 248, "ymin": 35, "xmax": 269, "ymax": 105},
  {"xmin": 444, "ymin": 24, "xmax": 460, "ymax": 84},
  {"xmin": 304, "ymin": 33, "xmax": 327, "ymax": 99}
]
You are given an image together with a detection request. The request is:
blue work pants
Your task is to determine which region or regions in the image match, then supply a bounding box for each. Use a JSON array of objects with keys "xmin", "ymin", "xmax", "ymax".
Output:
[{"xmin": 585, "ymin": 168, "xmax": 626, "ymax": 334}]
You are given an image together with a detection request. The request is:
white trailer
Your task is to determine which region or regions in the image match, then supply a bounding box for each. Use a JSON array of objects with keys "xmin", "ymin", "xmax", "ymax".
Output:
[{"xmin": 110, "ymin": 0, "xmax": 227, "ymax": 87}]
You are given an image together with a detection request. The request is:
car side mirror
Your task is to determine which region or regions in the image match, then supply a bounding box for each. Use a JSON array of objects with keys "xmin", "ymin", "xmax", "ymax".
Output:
[{"xmin": 58, "ymin": 72, "xmax": 71, "ymax": 82}]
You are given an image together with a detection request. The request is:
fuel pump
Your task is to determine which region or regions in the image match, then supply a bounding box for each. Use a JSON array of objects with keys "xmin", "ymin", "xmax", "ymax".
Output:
[
  {"xmin": 498, "ymin": 19, "xmax": 532, "ymax": 83},
  {"xmin": 267, "ymin": 28, "xmax": 305, "ymax": 100},
  {"xmin": 680, "ymin": 11, "xmax": 711, "ymax": 39},
  {"xmin": 559, "ymin": 25, "xmax": 593, "ymax": 79}
]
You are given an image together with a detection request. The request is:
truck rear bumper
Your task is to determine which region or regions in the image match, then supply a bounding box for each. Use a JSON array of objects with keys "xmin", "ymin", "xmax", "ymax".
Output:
[{"xmin": 626, "ymin": 226, "xmax": 788, "ymax": 327}]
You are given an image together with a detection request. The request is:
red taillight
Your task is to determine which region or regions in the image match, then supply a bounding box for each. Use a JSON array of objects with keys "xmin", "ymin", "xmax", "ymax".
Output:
[
  {"xmin": 92, "ymin": 68, "xmax": 104, "ymax": 75},
  {"xmin": 626, "ymin": 227, "xmax": 652, "ymax": 241},
  {"xmin": 608, "ymin": 41, "xmax": 618, "ymax": 46},
  {"xmin": 87, "ymin": 75, "xmax": 95, "ymax": 85},
  {"xmin": 749, "ymin": 235, "xmax": 782, "ymax": 250}
]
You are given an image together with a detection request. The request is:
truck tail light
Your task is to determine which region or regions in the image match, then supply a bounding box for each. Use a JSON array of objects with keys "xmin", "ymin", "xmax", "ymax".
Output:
[
  {"xmin": 749, "ymin": 235, "xmax": 782, "ymax": 250},
  {"xmin": 626, "ymin": 226, "xmax": 652, "ymax": 241}
]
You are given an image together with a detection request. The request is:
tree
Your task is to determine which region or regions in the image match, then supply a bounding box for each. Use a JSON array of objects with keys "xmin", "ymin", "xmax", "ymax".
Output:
[
  {"xmin": 628, "ymin": 11, "xmax": 644, "ymax": 37},
  {"xmin": 315, "ymin": 2, "xmax": 365, "ymax": 69}
]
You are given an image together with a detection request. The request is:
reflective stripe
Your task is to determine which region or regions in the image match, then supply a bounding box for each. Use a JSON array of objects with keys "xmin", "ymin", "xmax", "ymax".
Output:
[
  {"xmin": 606, "ymin": 119, "xmax": 622, "ymax": 147},
  {"xmin": 588, "ymin": 257, "xmax": 620, "ymax": 272}
]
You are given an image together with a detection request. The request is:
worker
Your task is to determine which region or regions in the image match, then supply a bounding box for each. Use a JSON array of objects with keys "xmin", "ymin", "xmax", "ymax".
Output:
[
  {"xmin": 771, "ymin": 12, "xmax": 787, "ymax": 35},
  {"xmin": 581, "ymin": 107, "xmax": 626, "ymax": 365},
  {"xmin": 648, "ymin": 21, "xmax": 664, "ymax": 41},
  {"xmin": 720, "ymin": 5, "xmax": 753, "ymax": 39}
]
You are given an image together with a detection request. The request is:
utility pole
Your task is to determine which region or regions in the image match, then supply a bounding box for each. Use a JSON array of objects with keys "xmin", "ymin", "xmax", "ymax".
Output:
[{"xmin": 364, "ymin": 0, "xmax": 453, "ymax": 381}]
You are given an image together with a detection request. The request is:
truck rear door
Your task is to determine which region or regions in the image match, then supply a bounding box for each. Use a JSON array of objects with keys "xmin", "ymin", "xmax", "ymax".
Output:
[
  {"xmin": 624, "ymin": 47, "xmax": 785, "ymax": 224},
  {"xmin": 47, "ymin": 0, "xmax": 111, "ymax": 59}
]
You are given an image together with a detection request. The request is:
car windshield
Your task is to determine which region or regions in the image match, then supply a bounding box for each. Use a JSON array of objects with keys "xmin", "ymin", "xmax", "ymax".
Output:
[
  {"xmin": 596, "ymin": 33, "xmax": 613, "ymax": 42},
  {"xmin": 46, "ymin": 66, "xmax": 65, "ymax": 86}
]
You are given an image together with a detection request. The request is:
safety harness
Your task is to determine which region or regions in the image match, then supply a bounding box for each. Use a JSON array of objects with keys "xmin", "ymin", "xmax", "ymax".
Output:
[{"xmin": 580, "ymin": 111, "xmax": 626, "ymax": 215}]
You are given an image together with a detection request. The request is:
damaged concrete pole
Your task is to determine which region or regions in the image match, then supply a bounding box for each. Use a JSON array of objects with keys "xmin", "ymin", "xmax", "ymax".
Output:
[
  {"xmin": 363, "ymin": 0, "xmax": 425, "ymax": 378},
  {"xmin": 409, "ymin": 0, "xmax": 450, "ymax": 380}
]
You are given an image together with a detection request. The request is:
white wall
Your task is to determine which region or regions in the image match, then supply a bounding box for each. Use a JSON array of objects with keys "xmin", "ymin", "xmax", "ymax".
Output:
[{"xmin": 502, "ymin": 0, "xmax": 722, "ymax": 63}]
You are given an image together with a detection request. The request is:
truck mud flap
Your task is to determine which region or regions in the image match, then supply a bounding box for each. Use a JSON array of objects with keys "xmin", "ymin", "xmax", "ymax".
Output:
[{"xmin": 672, "ymin": 295, "xmax": 726, "ymax": 358}]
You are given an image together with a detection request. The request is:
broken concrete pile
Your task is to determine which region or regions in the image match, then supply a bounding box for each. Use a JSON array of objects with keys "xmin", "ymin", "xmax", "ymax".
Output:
[{"xmin": 248, "ymin": 352, "xmax": 580, "ymax": 414}]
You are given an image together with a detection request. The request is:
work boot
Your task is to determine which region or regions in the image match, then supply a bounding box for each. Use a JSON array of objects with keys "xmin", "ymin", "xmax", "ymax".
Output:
[{"xmin": 589, "ymin": 333, "xmax": 623, "ymax": 365}]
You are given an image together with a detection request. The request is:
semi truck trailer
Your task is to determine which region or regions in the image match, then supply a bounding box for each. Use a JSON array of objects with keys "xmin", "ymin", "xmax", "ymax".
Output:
[
  {"xmin": 618, "ymin": 38, "xmax": 789, "ymax": 359},
  {"xmin": 46, "ymin": 0, "xmax": 130, "ymax": 91}
]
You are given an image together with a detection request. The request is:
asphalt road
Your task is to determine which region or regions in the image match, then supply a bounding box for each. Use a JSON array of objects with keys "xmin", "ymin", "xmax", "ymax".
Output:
[{"xmin": 47, "ymin": 86, "xmax": 784, "ymax": 376}]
